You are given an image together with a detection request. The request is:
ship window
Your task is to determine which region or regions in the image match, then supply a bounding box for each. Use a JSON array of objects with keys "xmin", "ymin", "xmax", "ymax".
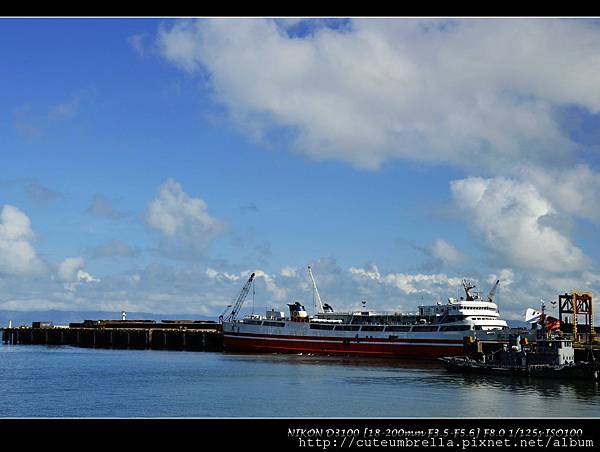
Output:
[
  {"xmin": 385, "ymin": 326, "xmax": 411, "ymax": 332},
  {"xmin": 309, "ymin": 324, "xmax": 335, "ymax": 330},
  {"xmin": 262, "ymin": 321, "xmax": 285, "ymax": 327},
  {"xmin": 335, "ymin": 325, "xmax": 361, "ymax": 331},
  {"xmin": 361, "ymin": 325, "xmax": 384, "ymax": 332},
  {"xmin": 243, "ymin": 320, "xmax": 263, "ymax": 325},
  {"xmin": 412, "ymin": 326, "xmax": 439, "ymax": 332},
  {"xmin": 440, "ymin": 325, "xmax": 471, "ymax": 331}
]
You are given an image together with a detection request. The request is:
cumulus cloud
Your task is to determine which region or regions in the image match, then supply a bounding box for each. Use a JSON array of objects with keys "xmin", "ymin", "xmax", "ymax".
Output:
[
  {"xmin": 57, "ymin": 257, "xmax": 100, "ymax": 292},
  {"xmin": 349, "ymin": 263, "xmax": 463, "ymax": 296},
  {"xmin": 280, "ymin": 266, "xmax": 298, "ymax": 278},
  {"xmin": 206, "ymin": 267, "xmax": 241, "ymax": 282},
  {"xmin": 206, "ymin": 267, "xmax": 287, "ymax": 301},
  {"xmin": 152, "ymin": 18, "xmax": 600, "ymax": 305},
  {"xmin": 146, "ymin": 179, "xmax": 226, "ymax": 258},
  {"xmin": 519, "ymin": 164, "xmax": 600, "ymax": 224},
  {"xmin": 0, "ymin": 205, "xmax": 46, "ymax": 276},
  {"xmin": 1, "ymin": 253, "xmax": 597, "ymax": 323},
  {"xmin": 57, "ymin": 257, "xmax": 85, "ymax": 282},
  {"xmin": 487, "ymin": 268, "xmax": 514, "ymax": 288},
  {"xmin": 451, "ymin": 176, "xmax": 589, "ymax": 273},
  {"xmin": 349, "ymin": 263, "xmax": 382, "ymax": 281},
  {"xmin": 156, "ymin": 18, "xmax": 600, "ymax": 171},
  {"xmin": 383, "ymin": 272, "xmax": 463, "ymax": 296}
]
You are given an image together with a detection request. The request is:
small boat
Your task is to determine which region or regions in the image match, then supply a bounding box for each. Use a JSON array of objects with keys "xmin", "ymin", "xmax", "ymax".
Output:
[{"xmin": 440, "ymin": 336, "xmax": 599, "ymax": 380}]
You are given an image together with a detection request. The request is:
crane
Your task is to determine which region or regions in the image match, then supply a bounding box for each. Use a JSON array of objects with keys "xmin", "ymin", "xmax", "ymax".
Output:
[
  {"xmin": 225, "ymin": 272, "xmax": 256, "ymax": 322},
  {"xmin": 485, "ymin": 279, "xmax": 500, "ymax": 303},
  {"xmin": 307, "ymin": 266, "xmax": 325, "ymax": 314}
]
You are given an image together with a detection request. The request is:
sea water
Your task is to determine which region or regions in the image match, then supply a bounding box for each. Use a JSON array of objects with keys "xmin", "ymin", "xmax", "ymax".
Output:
[{"xmin": 1, "ymin": 344, "xmax": 599, "ymax": 417}]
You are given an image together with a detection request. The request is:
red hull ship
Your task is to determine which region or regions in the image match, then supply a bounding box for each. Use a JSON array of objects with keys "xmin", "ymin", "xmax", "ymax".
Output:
[{"xmin": 222, "ymin": 268, "xmax": 508, "ymax": 359}]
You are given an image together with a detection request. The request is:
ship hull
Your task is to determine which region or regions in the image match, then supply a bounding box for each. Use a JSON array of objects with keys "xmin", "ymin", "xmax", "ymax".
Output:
[{"xmin": 223, "ymin": 330, "xmax": 464, "ymax": 358}]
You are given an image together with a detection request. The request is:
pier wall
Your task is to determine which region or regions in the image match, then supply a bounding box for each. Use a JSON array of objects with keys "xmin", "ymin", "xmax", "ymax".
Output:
[{"xmin": 1, "ymin": 326, "xmax": 223, "ymax": 352}]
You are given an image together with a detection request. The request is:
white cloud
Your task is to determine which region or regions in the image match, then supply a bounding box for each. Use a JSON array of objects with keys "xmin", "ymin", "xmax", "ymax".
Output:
[
  {"xmin": 156, "ymin": 18, "xmax": 600, "ymax": 171},
  {"xmin": 0, "ymin": 205, "xmax": 46, "ymax": 276},
  {"xmin": 349, "ymin": 263, "xmax": 381, "ymax": 280},
  {"xmin": 350, "ymin": 263, "xmax": 462, "ymax": 295},
  {"xmin": 146, "ymin": 179, "xmax": 226, "ymax": 257},
  {"xmin": 206, "ymin": 267, "xmax": 241, "ymax": 282},
  {"xmin": 381, "ymin": 272, "xmax": 463, "ymax": 295},
  {"xmin": 57, "ymin": 257, "xmax": 86, "ymax": 282},
  {"xmin": 280, "ymin": 266, "xmax": 298, "ymax": 277},
  {"xmin": 487, "ymin": 268, "xmax": 514, "ymax": 287},
  {"xmin": 206, "ymin": 267, "xmax": 287, "ymax": 301},
  {"xmin": 451, "ymin": 176, "xmax": 589, "ymax": 273},
  {"xmin": 1, "ymin": 254, "xmax": 598, "ymax": 324},
  {"xmin": 57, "ymin": 257, "xmax": 100, "ymax": 292},
  {"xmin": 76, "ymin": 270, "xmax": 100, "ymax": 283},
  {"xmin": 519, "ymin": 164, "xmax": 600, "ymax": 224},
  {"xmin": 253, "ymin": 269, "xmax": 288, "ymax": 301}
]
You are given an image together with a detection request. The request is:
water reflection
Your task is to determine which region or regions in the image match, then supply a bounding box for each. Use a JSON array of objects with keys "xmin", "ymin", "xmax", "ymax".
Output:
[
  {"xmin": 223, "ymin": 351, "xmax": 445, "ymax": 370},
  {"xmin": 224, "ymin": 351, "xmax": 600, "ymax": 406},
  {"xmin": 456, "ymin": 373, "xmax": 600, "ymax": 400}
]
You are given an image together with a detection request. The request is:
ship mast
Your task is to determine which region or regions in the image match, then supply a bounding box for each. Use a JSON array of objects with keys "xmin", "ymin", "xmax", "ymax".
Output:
[{"xmin": 307, "ymin": 266, "xmax": 325, "ymax": 314}]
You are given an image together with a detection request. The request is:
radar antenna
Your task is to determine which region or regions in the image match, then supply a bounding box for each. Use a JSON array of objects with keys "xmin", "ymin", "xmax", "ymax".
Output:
[{"xmin": 462, "ymin": 279, "xmax": 479, "ymax": 301}]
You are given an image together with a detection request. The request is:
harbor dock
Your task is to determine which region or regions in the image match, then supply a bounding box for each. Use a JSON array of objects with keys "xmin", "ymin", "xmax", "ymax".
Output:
[{"xmin": 1, "ymin": 320, "xmax": 223, "ymax": 352}]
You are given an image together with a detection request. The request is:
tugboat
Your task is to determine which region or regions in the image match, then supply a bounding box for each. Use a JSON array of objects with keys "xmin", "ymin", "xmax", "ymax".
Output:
[{"xmin": 439, "ymin": 302, "xmax": 599, "ymax": 380}]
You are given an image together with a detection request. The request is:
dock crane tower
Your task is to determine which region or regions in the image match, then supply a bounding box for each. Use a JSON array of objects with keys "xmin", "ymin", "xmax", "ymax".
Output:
[{"xmin": 225, "ymin": 273, "xmax": 256, "ymax": 322}]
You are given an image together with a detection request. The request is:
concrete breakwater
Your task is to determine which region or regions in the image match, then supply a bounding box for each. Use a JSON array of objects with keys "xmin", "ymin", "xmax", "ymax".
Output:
[{"xmin": 2, "ymin": 320, "xmax": 223, "ymax": 352}]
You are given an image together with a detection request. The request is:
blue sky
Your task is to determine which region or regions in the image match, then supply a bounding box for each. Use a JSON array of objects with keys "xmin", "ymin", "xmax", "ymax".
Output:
[{"xmin": 2, "ymin": 18, "xmax": 600, "ymax": 322}]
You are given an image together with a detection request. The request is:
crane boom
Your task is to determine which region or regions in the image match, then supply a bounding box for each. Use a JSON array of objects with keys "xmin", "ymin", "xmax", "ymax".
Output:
[
  {"xmin": 486, "ymin": 279, "xmax": 500, "ymax": 303},
  {"xmin": 226, "ymin": 272, "xmax": 256, "ymax": 322},
  {"xmin": 307, "ymin": 266, "xmax": 325, "ymax": 314}
]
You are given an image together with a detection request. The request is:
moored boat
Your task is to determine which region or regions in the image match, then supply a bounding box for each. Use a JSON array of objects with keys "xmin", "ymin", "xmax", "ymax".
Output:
[{"xmin": 440, "ymin": 335, "xmax": 600, "ymax": 380}]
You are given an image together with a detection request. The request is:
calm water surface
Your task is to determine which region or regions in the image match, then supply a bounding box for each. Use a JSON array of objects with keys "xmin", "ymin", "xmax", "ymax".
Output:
[{"xmin": 1, "ymin": 344, "xmax": 599, "ymax": 417}]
